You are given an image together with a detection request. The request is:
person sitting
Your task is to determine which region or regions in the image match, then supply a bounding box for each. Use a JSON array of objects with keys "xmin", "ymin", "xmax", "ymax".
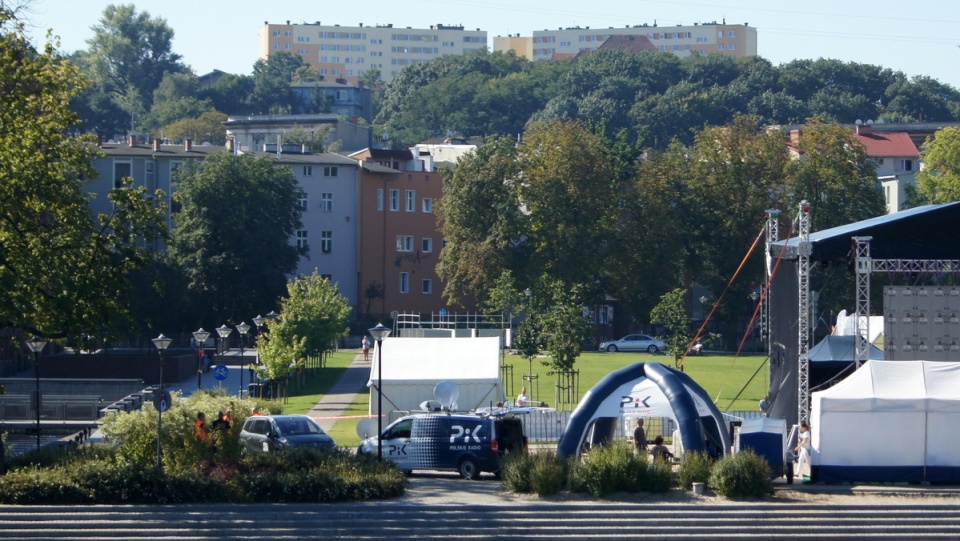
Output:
[{"xmin": 650, "ymin": 435, "xmax": 673, "ymax": 461}]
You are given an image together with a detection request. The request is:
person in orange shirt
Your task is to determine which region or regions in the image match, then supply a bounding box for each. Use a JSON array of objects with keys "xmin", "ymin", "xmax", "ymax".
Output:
[
  {"xmin": 251, "ymin": 407, "xmax": 264, "ymax": 416},
  {"xmin": 194, "ymin": 412, "xmax": 211, "ymax": 440}
]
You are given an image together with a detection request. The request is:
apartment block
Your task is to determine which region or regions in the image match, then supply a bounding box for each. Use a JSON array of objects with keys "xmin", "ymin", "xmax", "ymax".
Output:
[
  {"xmin": 494, "ymin": 21, "xmax": 756, "ymax": 60},
  {"xmin": 259, "ymin": 21, "xmax": 487, "ymax": 83}
]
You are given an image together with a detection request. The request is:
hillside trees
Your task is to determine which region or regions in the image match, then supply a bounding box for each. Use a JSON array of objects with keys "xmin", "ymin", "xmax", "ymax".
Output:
[
  {"xmin": 0, "ymin": 9, "xmax": 167, "ymax": 340},
  {"xmin": 914, "ymin": 126, "xmax": 960, "ymax": 204}
]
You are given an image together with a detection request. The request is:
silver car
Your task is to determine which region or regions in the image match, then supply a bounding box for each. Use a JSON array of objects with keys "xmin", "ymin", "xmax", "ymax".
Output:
[
  {"xmin": 598, "ymin": 334, "xmax": 666, "ymax": 353},
  {"xmin": 239, "ymin": 414, "xmax": 336, "ymax": 455}
]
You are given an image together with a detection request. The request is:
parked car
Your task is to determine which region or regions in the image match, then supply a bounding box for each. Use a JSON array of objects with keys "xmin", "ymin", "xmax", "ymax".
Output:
[
  {"xmin": 598, "ymin": 334, "xmax": 666, "ymax": 353},
  {"xmin": 239, "ymin": 414, "xmax": 336, "ymax": 455},
  {"xmin": 357, "ymin": 412, "xmax": 527, "ymax": 479}
]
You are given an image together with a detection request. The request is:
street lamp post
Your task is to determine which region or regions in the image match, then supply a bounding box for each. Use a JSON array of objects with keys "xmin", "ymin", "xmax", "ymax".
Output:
[
  {"xmin": 368, "ymin": 323, "xmax": 391, "ymax": 461},
  {"xmin": 192, "ymin": 328, "xmax": 210, "ymax": 390},
  {"xmin": 216, "ymin": 324, "xmax": 233, "ymax": 385},
  {"xmin": 24, "ymin": 336, "xmax": 48, "ymax": 452},
  {"xmin": 237, "ymin": 322, "xmax": 250, "ymax": 397},
  {"xmin": 151, "ymin": 334, "xmax": 172, "ymax": 471},
  {"xmin": 252, "ymin": 315, "xmax": 266, "ymax": 385}
]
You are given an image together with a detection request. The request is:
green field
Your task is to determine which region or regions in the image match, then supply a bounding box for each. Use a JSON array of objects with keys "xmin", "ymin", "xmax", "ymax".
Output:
[{"xmin": 287, "ymin": 349, "xmax": 770, "ymax": 448}]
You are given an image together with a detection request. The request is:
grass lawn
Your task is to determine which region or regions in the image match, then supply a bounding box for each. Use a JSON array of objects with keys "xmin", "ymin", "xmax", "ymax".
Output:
[{"xmin": 287, "ymin": 348, "xmax": 770, "ymax": 448}]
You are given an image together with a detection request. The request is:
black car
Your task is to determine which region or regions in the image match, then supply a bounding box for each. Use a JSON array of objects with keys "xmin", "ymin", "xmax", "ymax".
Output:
[{"xmin": 239, "ymin": 414, "xmax": 336, "ymax": 455}]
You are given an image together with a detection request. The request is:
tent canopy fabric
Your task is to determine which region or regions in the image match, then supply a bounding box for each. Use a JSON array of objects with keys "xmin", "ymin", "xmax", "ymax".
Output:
[
  {"xmin": 811, "ymin": 360, "xmax": 960, "ymax": 484},
  {"xmin": 806, "ymin": 335, "xmax": 884, "ymax": 363},
  {"xmin": 367, "ymin": 337, "xmax": 503, "ymax": 415}
]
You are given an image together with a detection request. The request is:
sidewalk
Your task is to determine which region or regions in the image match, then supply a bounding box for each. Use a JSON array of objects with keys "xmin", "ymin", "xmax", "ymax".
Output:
[{"xmin": 308, "ymin": 352, "xmax": 371, "ymax": 432}]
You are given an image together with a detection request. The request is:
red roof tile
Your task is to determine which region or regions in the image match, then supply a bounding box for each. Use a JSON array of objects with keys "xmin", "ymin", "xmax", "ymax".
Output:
[{"xmin": 854, "ymin": 129, "xmax": 919, "ymax": 158}]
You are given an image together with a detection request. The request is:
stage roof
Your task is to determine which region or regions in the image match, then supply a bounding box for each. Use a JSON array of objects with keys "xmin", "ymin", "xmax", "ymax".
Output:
[{"xmin": 770, "ymin": 201, "xmax": 960, "ymax": 263}]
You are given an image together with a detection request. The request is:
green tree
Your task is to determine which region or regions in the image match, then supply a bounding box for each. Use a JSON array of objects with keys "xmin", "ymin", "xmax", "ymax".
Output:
[
  {"xmin": 535, "ymin": 277, "xmax": 590, "ymax": 373},
  {"xmin": 257, "ymin": 272, "xmax": 351, "ymax": 381},
  {"xmin": 82, "ymin": 4, "xmax": 185, "ymax": 126},
  {"xmin": 0, "ymin": 9, "xmax": 167, "ymax": 341},
  {"xmin": 249, "ymin": 51, "xmax": 304, "ymax": 114},
  {"xmin": 199, "ymin": 72, "xmax": 255, "ymax": 116},
  {"xmin": 790, "ymin": 116, "xmax": 886, "ymax": 231},
  {"xmin": 145, "ymin": 71, "xmax": 214, "ymax": 131},
  {"xmin": 649, "ymin": 288, "xmax": 694, "ymax": 366},
  {"xmin": 161, "ymin": 111, "xmax": 228, "ymax": 145},
  {"xmin": 167, "ymin": 154, "xmax": 303, "ymax": 327},
  {"xmin": 915, "ymin": 126, "xmax": 960, "ymax": 203}
]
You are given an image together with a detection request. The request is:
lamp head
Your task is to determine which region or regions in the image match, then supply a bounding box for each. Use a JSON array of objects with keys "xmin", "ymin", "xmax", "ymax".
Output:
[
  {"xmin": 25, "ymin": 336, "xmax": 48, "ymax": 354},
  {"xmin": 151, "ymin": 334, "xmax": 172, "ymax": 351},
  {"xmin": 216, "ymin": 324, "xmax": 233, "ymax": 339},
  {"xmin": 368, "ymin": 322, "xmax": 391, "ymax": 342},
  {"xmin": 252, "ymin": 315, "xmax": 266, "ymax": 328},
  {"xmin": 192, "ymin": 328, "xmax": 211, "ymax": 343},
  {"xmin": 237, "ymin": 322, "xmax": 251, "ymax": 335}
]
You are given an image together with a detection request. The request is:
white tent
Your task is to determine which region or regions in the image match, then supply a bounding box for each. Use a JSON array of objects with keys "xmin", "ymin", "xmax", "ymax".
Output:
[
  {"xmin": 811, "ymin": 360, "xmax": 960, "ymax": 484},
  {"xmin": 367, "ymin": 337, "xmax": 503, "ymax": 417}
]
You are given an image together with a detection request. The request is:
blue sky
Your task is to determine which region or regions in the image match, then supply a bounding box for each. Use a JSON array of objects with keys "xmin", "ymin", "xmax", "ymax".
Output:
[{"xmin": 24, "ymin": 0, "xmax": 960, "ymax": 90}]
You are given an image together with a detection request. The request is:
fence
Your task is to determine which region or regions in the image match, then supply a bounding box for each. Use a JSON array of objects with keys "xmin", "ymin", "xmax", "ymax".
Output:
[{"xmin": 0, "ymin": 395, "xmax": 103, "ymax": 422}]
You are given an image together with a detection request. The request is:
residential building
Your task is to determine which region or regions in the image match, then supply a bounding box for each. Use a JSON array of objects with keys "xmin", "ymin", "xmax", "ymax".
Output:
[
  {"xmin": 852, "ymin": 122, "xmax": 920, "ymax": 213},
  {"xmin": 257, "ymin": 147, "xmax": 363, "ymax": 309},
  {"xmin": 223, "ymin": 114, "xmax": 372, "ymax": 153},
  {"xmin": 495, "ymin": 21, "xmax": 756, "ymax": 61},
  {"xmin": 89, "ymin": 137, "xmax": 229, "ymax": 249},
  {"xmin": 289, "ymin": 79, "xmax": 372, "ymax": 122},
  {"xmin": 259, "ymin": 21, "xmax": 487, "ymax": 83},
  {"xmin": 351, "ymin": 147, "xmax": 480, "ymax": 320}
]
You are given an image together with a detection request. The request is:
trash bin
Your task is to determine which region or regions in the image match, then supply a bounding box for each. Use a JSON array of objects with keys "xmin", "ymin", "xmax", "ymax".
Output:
[{"xmin": 248, "ymin": 383, "xmax": 261, "ymax": 398}]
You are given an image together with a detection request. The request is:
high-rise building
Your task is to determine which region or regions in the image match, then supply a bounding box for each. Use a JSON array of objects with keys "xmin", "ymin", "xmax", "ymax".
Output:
[
  {"xmin": 259, "ymin": 21, "xmax": 487, "ymax": 83},
  {"xmin": 494, "ymin": 22, "xmax": 756, "ymax": 60}
]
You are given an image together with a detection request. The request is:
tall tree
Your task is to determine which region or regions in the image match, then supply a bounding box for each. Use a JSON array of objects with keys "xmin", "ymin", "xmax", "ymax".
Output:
[
  {"xmin": 167, "ymin": 154, "xmax": 304, "ymax": 327},
  {"xmin": 83, "ymin": 4, "xmax": 185, "ymax": 123},
  {"xmin": 249, "ymin": 51, "xmax": 304, "ymax": 114},
  {"xmin": 0, "ymin": 8, "xmax": 167, "ymax": 340},
  {"xmin": 915, "ymin": 126, "xmax": 960, "ymax": 203}
]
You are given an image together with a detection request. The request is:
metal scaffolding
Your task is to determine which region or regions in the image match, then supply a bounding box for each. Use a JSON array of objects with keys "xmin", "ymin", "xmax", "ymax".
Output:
[{"xmin": 797, "ymin": 201, "xmax": 812, "ymax": 426}]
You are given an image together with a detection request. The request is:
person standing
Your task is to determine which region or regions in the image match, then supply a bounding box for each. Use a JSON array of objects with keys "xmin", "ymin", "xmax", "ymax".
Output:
[
  {"xmin": 516, "ymin": 387, "xmax": 528, "ymax": 407},
  {"xmin": 759, "ymin": 394, "xmax": 770, "ymax": 416},
  {"xmin": 795, "ymin": 421, "xmax": 812, "ymax": 479},
  {"xmin": 194, "ymin": 412, "xmax": 211, "ymax": 440},
  {"xmin": 633, "ymin": 419, "xmax": 647, "ymax": 453},
  {"xmin": 361, "ymin": 336, "xmax": 370, "ymax": 362}
]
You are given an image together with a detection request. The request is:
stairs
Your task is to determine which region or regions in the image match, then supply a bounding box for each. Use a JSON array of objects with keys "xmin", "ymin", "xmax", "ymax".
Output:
[{"xmin": 2, "ymin": 502, "xmax": 960, "ymax": 539}]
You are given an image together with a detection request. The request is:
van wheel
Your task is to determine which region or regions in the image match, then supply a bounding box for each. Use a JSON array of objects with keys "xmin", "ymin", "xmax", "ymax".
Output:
[{"xmin": 458, "ymin": 458, "xmax": 479, "ymax": 480}]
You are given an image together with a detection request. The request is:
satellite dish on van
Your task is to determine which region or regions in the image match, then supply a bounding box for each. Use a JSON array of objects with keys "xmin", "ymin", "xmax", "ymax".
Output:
[
  {"xmin": 356, "ymin": 418, "xmax": 379, "ymax": 438},
  {"xmin": 434, "ymin": 381, "xmax": 460, "ymax": 411}
]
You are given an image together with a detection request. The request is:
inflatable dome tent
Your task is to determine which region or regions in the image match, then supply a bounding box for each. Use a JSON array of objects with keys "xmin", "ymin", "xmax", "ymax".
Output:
[{"xmin": 556, "ymin": 362, "xmax": 731, "ymax": 458}]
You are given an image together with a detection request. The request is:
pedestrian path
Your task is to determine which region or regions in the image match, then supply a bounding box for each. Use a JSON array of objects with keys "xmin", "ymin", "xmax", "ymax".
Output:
[{"xmin": 308, "ymin": 352, "xmax": 371, "ymax": 432}]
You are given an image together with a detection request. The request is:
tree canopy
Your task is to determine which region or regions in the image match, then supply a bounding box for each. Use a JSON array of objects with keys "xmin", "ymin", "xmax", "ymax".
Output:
[
  {"xmin": 0, "ymin": 9, "xmax": 167, "ymax": 341},
  {"xmin": 915, "ymin": 126, "xmax": 960, "ymax": 204}
]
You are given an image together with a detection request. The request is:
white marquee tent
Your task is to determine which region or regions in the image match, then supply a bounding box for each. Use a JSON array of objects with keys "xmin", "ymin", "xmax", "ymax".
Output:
[
  {"xmin": 811, "ymin": 360, "xmax": 960, "ymax": 484},
  {"xmin": 367, "ymin": 337, "xmax": 503, "ymax": 417}
]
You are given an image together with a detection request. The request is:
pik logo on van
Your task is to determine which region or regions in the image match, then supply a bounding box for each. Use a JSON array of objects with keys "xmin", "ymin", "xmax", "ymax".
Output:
[{"xmin": 449, "ymin": 424, "xmax": 483, "ymax": 443}]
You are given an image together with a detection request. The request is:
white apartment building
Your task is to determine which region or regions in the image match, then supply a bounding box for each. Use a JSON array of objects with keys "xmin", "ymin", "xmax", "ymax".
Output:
[
  {"xmin": 495, "ymin": 21, "xmax": 756, "ymax": 60},
  {"xmin": 259, "ymin": 21, "xmax": 487, "ymax": 83}
]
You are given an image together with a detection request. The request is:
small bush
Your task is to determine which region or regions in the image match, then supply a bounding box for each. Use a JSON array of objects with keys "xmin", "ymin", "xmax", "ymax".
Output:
[
  {"xmin": 570, "ymin": 441, "xmax": 649, "ymax": 497},
  {"xmin": 529, "ymin": 452, "xmax": 569, "ymax": 496},
  {"xmin": 708, "ymin": 450, "xmax": 772, "ymax": 499},
  {"xmin": 678, "ymin": 450, "xmax": 713, "ymax": 490},
  {"xmin": 644, "ymin": 458, "xmax": 674, "ymax": 492},
  {"xmin": 0, "ymin": 470, "xmax": 92, "ymax": 504},
  {"xmin": 500, "ymin": 451, "xmax": 534, "ymax": 493}
]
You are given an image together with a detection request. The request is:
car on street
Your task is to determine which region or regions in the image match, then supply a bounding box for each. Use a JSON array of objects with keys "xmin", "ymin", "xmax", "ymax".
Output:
[
  {"xmin": 239, "ymin": 414, "xmax": 336, "ymax": 455},
  {"xmin": 598, "ymin": 334, "xmax": 666, "ymax": 353}
]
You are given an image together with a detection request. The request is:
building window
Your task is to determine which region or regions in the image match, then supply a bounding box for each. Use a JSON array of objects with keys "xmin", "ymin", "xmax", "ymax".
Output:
[
  {"xmin": 400, "ymin": 272, "xmax": 409, "ymax": 294},
  {"xmin": 422, "ymin": 237, "xmax": 433, "ymax": 253},
  {"xmin": 272, "ymin": 30, "xmax": 280, "ymax": 37},
  {"xmin": 405, "ymin": 190, "xmax": 415, "ymax": 212},
  {"xmin": 422, "ymin": 198, "xmax": 433, "ymax": 213},
  {"xmin": 284, "ymin": 43, "xmax": 291, "ymax": 50},
  {"xmin": 320, "ymin": 230, "xmax": 332, "ymax": 253},
  {"xmin": 302, "ymin": 165, "xmax": 312, "ymax": 176},
  {"xmin": 728, "ymin": 30, "xmax": 737, "ymax": 37},
  {"xmin": 298, "ymin": 194, "xmax": 308, "ymax": 211},
  {"xmin": 729, "ymin": 43, "xmax": 736, "ymax": 50},
  {"xmin": 899, "ymin": 159, "xmax": 914, "ymax": 172},
  {"xmin": 323, "ymin": 166, "xmax": 338, "ymax": 177},
  {"xmin": 389, "ymin": 189, "xmax": 400, "ymax": 211},
  {"xmin": 273, "ymin": 43, "xmax": 280, "ymax": 50},
  {"xmin": 320, "ymin": 192, "xmax": 333, "ymax": 211},
  {"xmin": 396, "ymin": 235, "xmax": 413, "ymax": 252},
  {"xmin": 113, "ymin": 160, "xmax": 131, "ymax": 189},
  {"xmin": 717, "ymin": 43, "xmax": 725, "ymax": 50},
  {"xmin": 377, "ymin": 188, "xmax": 384, "ymax": 211},
  {"xmin": 296, "ymin": 230, "xmax": 308, "ymax": 249},
  {"xmin": 422, "ymin": 279, "xmax": 433, "ymax": 294}
]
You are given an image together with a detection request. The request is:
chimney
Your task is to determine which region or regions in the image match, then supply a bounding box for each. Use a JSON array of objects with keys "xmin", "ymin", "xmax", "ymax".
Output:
[
  {"xmin": 128, "ymin": 135, "xmax": 137, "ymax": 146},
  {"xmin": 184, "ymin": 139, "xmax": 192, "ymax": 151},
  {"xmin": 856, "ymin": 123, "xmax": 872, "ymax": 135},
  {"xmin": 153, "ymin": 139, "xmax": 161, "ymax": 151}
]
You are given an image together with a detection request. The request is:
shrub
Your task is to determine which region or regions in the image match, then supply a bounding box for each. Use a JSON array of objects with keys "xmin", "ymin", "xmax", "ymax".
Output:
[
  {"xmin": 678, "ymin": 450, "xmax": 713, "ymax": 490},
  {"xmin": 644, "ymin": 458, "xmax": 674, "ymax": 492},
  {"xmin": 0, "ymin": 470, "xmax": 92, "ymax": 504},
  {"xmin": 500, "ymin": 451, "xmax": 534, "ymax": 493},
  {"xmin": 570, "ymin": 440, "xmax": 649, "ymax": 497},
  {"xmin": 708, "ymin": 450, "xmax": 773, "ymax": 499},
  {"xmin": 529, "ymin": 452, "xmax": 569, "ymax": 496}
]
